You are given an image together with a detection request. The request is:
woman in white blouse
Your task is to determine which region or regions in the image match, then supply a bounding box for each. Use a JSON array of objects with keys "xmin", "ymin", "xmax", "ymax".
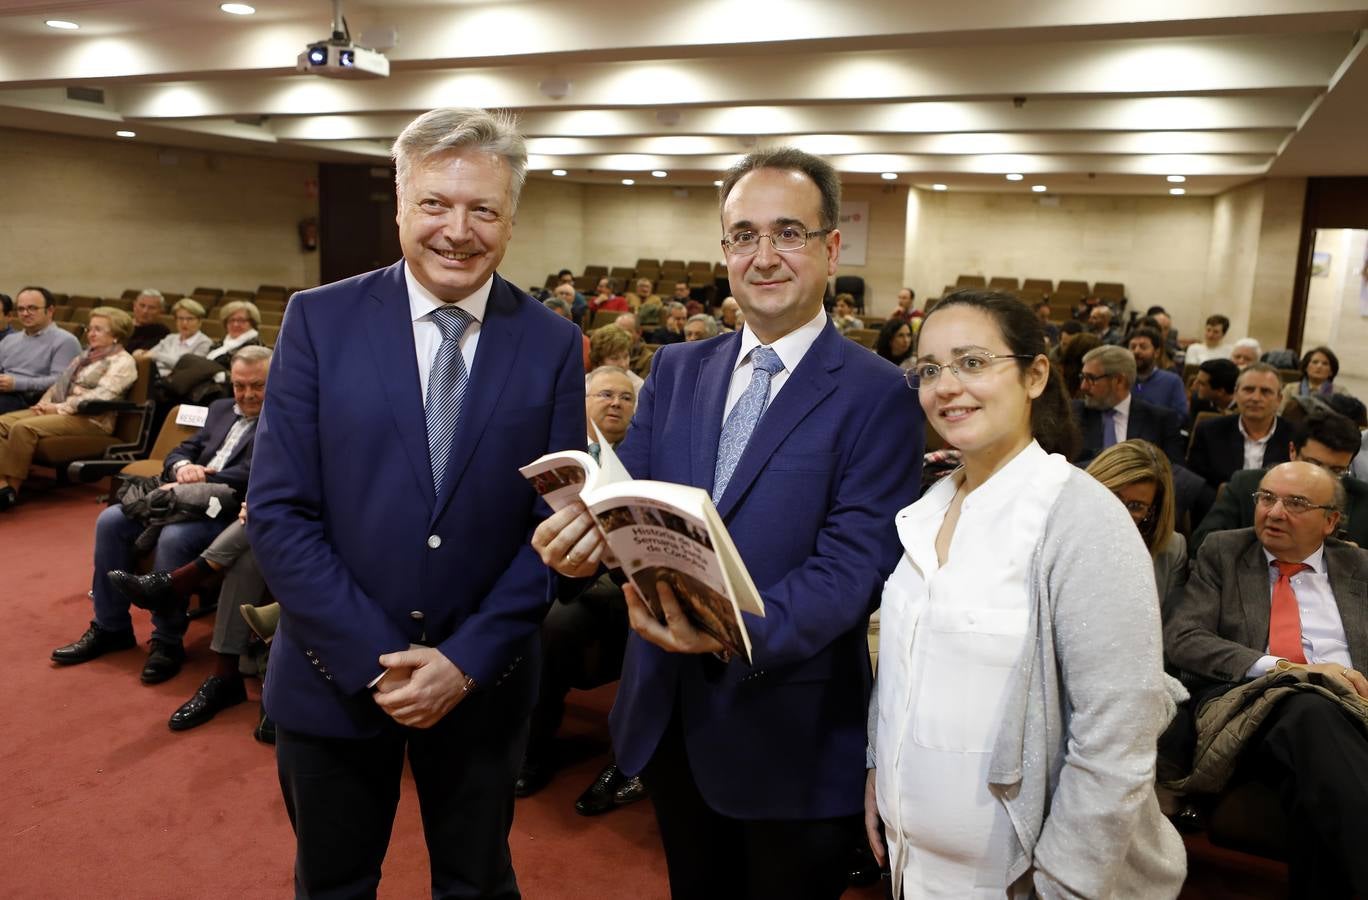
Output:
[
  {"xmin": 136, "ymin": 298, "xmax": 213, "ymax": 377},
  {"xmin": 865, "ymin": 290, "xmax": 1185, "ymax": 899}
]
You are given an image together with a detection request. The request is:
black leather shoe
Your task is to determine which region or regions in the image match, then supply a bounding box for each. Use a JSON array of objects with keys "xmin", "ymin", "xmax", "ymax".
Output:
[
  {"xmin": 514, "ymin": 757, "xmax": 555, "ymax": 798},
  {"xmin": 108, "ymin": 569, "xmax": 178, "ymax": 613},
  {"xmin": 0, "ymin": 486, "xmax": 17, "ymax": 511},
  {"xmin": 51, "ymin": 623, "xmax": 137, "ymax": 665},
  {"xmin": 612, "ymin": 774, "xmax": 647, "ymax": 807},
  {"xmin": 574, "ymin": 763, "xmax": 625, "ymax": 817},
  {"xmin": 253, "ymin": 707, "xmax": 276, "ymax": 745},
  {"xmin": 140, "ymin": 639, "xmax": 185, "ymax": 684},
  {"xmin": 168, "ymin": 674, "xmax": 246, "ymax": 731}
]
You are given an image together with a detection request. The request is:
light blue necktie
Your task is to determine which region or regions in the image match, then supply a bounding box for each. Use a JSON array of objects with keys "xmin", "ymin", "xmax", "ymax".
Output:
[
  {"xmin": 426, "ymin": 305, "xmax": 475, "ymax": 491},
  {"xmin": 1101, "ymin": 408, "xmax": 1118, "ymax": 449},
  {"xmin": 713, "ymin": 346, "xmax": 784, "ymax": 503}
]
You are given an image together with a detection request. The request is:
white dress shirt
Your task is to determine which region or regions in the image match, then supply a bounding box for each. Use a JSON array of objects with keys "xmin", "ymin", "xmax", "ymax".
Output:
[
  {"xmin": 404, "ymin": 262, "xmax": 491, "ymax": 405},
  {"xmin": 1109, "ymin": 392, "xmax": 1132, "ymax": 442},
  {"xmin": 1184, "ymin": 342, "xmax": 1231, "ymax": 366},
  {"xmin": 1238, "ymin": 415, "xmax": 1277, "ymax": 472},
  {"xmin": 722, "ymin": 306, "xmax": 829, "ymax": 418},
  {"xmin": 1245, "ymin": 545, "xmax": 1353, "ymax": 677}
]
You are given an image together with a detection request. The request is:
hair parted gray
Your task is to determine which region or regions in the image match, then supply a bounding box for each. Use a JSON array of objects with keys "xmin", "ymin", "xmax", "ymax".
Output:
[
  {"xmin": 232, "ymin": 345, "xmax": 273, "ymax": 366},
  {"xmin": 391, "ymin": 107, "xmax": 528, "ymax": 211},
  {"xmin": 1083, "ymin": 344, "xmax": 1137, "ymax": 387},
  {"xmin": 717, "ymin": 147, "xmax": 841, "ymax": 231}
]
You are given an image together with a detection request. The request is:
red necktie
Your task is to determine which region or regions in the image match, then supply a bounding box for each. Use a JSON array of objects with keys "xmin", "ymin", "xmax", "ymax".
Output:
[{"xmin": 1269, "ymin": 561, "xmax": 1311, "ymax": 663}]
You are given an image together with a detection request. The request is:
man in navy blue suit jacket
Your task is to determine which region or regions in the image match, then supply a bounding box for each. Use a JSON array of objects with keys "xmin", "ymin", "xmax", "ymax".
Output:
[
  {"xmin": 52, "ymin": 349, "xmax": 268, "ymax": 683},
  {"xmin": 535, "ymin": 149, "xmax": 922, "ymax": 900},
  {"xmin": 247, "ymin": 109, "xmax": 584, "ymax": 898}
]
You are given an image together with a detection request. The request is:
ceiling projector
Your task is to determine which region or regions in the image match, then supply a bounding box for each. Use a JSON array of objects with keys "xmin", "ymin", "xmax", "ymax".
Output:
[{"xmin": 296, "ymin": 40, "xmax": 389, "ymax": 79}]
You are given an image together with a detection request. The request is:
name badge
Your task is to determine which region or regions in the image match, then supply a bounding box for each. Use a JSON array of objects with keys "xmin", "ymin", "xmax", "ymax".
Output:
[{"xmin": 176, "ymin": 405, "xmax": 210, "ymax": 428}]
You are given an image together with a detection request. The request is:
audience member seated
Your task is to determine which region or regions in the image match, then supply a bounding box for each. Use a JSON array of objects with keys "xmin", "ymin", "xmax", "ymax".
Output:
[
  {"xmin": 873, "ymin": 319, "xmax": 913, "ymax": 368},
  {"xmin": 207, "ymin": 300, "xmax": 263, "ymax": 365},
  {"xmin": 159, "ymin": 300, "xmax": 264, "ymax": 404},
  {"xmin": 629, "ymin": 278, "xmax": 662, "ymax": 326},
  {"xmin": 668, "ymin": 280, "xmax": 692, "ymax": 307},
  {"xmin": 1057, "ymin": 330, "xmax": 1101, "ymax": 397},
  {"xmin": 1047, "ymin": 318, "xmax": 1082, "ymax": 362},
  {"xmin": 888, "ymin": 287, "xmax": 916, "ymax": 324},
  {"xmin": 649, "ymin": 302, "xmax": 687, "ymax": 346},
  {"xmin": 1151, "ymin": 309, "xmax": 1181, "ymax": 360},
  {"xmin": 49, "ymin": 347, "xmax": 269, "ymax": 683},
  {"xmin": 1229, "ymin": 337, "xmax": 1261, "ymax": 370},
  {"xmin": 0, "ymin": 306, "xmax": 136, "ymax": 511},
  {"xmin": 588, "ymin": 325, "xmax": 644, "ymax": 391},
  {"xmin": 1187, "ymin": 362, "xmax": 1292, "ymax": 488},
  {"xmin": 125, "ymin": 289, "xmax": 171, "ymax": 354},
  {"xmin": 830, "ymin": 293, "xmax": 863, "ymax": 334},
  {"xmin": 518, "ymin": 366, "xmax": 646, "ymax": 815},
  {"xmin": 544, "ymin": 292, "xmax": 591, "ymax": 371},
  {"xmin": 0, "ymin": 286, "xmax": 81, "ymax": 414},
  {"xmin": 556, "ymin": 269, "xmax": 588, "ymax": 325},
  {"xmin": 1188, "ymin": 358, "xmax": 1239, "ymax": 431},
  {"xmin": 1278, "ymin": 345, "xmax": 1346, "ymax": 415},
  {"xmin": 1191, "ymin": 410, "xmax": 1368, "ymax": 555},
  {"xmin": 1163, "ymin": 461, "xmax": 1368, "ymax": 896},
  {"xmin": 1033, "ymin": 300, "xmax": 1059, "ymax": 346},
  {"xmin": 1184, "ymin": 315, "xmax": 1232, "ymax": 366},
  {"xmin": 1086, "ymin": 439, "xmax": 1187, "ymax": 618},
  {"xmin": 0, "ymin": 292, "xmax": 13, "ymax": 341},
  {"xmin": 612, "ymin": 313, "xmax": 653, "ymax": 380},
  {"xmin": 589, "ymin": 277, "xmax": 628, "ymax": 315},
  {"xmin": 1073, "ymin": 344, "xmax": 1184, "ymax": 465},
  {"xmin": 717, "ymin": 295, "xmax": 741, "ymax": 332},
  {"xmin": 1089, "ymin": 304, "xmax": 1124, "ymax": 345},
  {"xmin": 1129, "ymin": 326, "xmax": 1188, "ymax": 418},
  {"xmin": 684, "ymin": 313, "xmax": 718, "ymax": 342},
  {"xmin": 136, "ymin": 298, "xmax": 213, "ymax": 377},
  {"xmin": 1326, "ymin": 394, "xmax": 1368, "ymax": 483}
]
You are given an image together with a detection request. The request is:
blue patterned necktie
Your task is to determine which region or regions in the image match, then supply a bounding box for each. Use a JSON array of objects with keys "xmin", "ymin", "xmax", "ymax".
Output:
[
  {"xmin": 713, "ymin": 346, "xmax": 784, "ymax": 503},
  {"xmin": 1101, "ymin": 407, "xmax": 1118, "ymax": 449},
  {"xmin": 426, "ymin": 305, "xmax": 475, "ymax": 491}
]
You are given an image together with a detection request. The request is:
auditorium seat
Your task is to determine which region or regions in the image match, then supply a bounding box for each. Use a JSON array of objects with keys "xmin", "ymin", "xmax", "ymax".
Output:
[
  {"xmin": 834, "ymin": 275, "xmax": 866, "ymax": 312},
  {"xmin": 1094, "ymin": 281, "xmax": 1126, "ymax": 300},
  {"xmin": 121, "ymin": 289, "xmax": 141, "ymax": 301},
  {"xmin": 582, "ymin": 264, "xmax": 608, "ymax": 278},
  {"xmin": 989, "ymin": 277, "xmax": 1020, "ymax": 291},
  {"xmin": 661, "ymin": 259, "xmax": 685, "ymax": 270},
  {"xmin": 35, "ymin": 356, "xmax": 155, "ymax": 483},
  {"xmin": 117, "ymin": 404, "xmax": 199, "ymax": 480},
  {"xmin": 590, "ymin": 310, "xmax": 624, "ymax": 330},
  {"xmin": 258, "ymin": 325, "xmax": 280, "ymax": 347},
  {"xmin": 956, "ymin": 275, "xmax": 986, "ymax": 287},
  {"xmin": 635, "ymin": 258, "xmax": 660, "ymax": 270},
  {"xmin": 1022, "ymin": 278, "xmax": 1053, "ymax": 295},
  {"xmin": 610, "ymin": 266, "xmax": 635, "ymax": 284},
  {"xmin": 51, "ymin": 305, "xmax": 72, "ymax": 321},
  {"xmin": 1057, "ymin": 279, "xmax": 1089, "ymax": 296},
  {"xmin": 56, "ymin": 321, "xmax": 84, "ymax": 339},
  {"xmin": 846, "ymin": 328, "xmax": 878, "ymax": 349}
]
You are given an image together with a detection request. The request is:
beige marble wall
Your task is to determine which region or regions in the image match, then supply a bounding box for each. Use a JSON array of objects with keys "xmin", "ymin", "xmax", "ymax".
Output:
[
  {"xmin": 1247, "ymin": 178, "xmax": 1308, "ymax": 349},
  {"xmin": 839, "ymin": 183, "xmax": 910, "ymax": 315},
  {"xmin": 1201, "ymin": 180, "xmax": 1265, "ymax": 338},
  {"xmin": 0, "ymin": 128, "xmax": 320, "ymax": 298}
]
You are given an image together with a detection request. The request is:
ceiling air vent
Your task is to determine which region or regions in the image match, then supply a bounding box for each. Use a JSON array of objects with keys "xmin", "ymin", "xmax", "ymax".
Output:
[{"xmin": 66, "ymin": 86, "xmax": 105, "ymax": 104}]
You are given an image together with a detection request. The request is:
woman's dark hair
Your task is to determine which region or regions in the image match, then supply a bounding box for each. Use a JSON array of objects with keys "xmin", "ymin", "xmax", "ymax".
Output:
[
  {"xmin": 922, "ymin": 289, "xmax": 1081, "ymax": 460},
  {"xmin": 874, "ymin": 319, "xmax": 913, "ymax": 365},
  {"xmin": 1324, "ymin": 393, "xmax": 1367, "ymax": 429},
  {"xmin": 1059, "ymin": 331, "xmax": 1101, "ymax": 396},
  {"xmin": 1300, "ymin": 345, "xmax": 1339, "ymax": 380}
]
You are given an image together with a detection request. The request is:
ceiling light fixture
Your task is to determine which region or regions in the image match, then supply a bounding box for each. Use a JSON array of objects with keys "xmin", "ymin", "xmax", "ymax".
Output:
[
  {"xmin": 651, "ymin": 170, "xmax": 667, "ymax": 178},
  {"xmin": 1166, "ymin": 175, "xmax": 1187, "ymax": 183},
  {"xmin": 931, "ymin": 184, "xmax": 948, "ymax": 191},
  {"xmin": 1005, "ymin": 173, "xmax": 1024, "ymax": 182},
  {"xmin": 220, "ymin": 3, "xmax": 256, "ymax": 14},
  {"xmin": 1031, "ymin": 185, "xmax": 1047, "ymax": 193},
  {"xmin": 45, "ymin": 19, "xmax": 79, "ymax": 29},
  {"xmin": 1169, "ymin": 188, "xmax": 1186, "ymax": 196},
  {"xmin": 115, "ymin": 130, "xmax": 136, "ymax": 138},
  {"xmin": 880, "ymin": 172, "xmax": 897, "ymax": 181},
  {"xmin": 621, "ymin": 178, "xmax": 635, "ymax": 186},
  {"xmin": 551, "ymin": 169, "xmax": 567, "ymax": 177}
]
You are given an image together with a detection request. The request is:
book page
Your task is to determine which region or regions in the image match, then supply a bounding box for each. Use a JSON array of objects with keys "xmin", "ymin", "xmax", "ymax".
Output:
[{"xmin": 519, "ymin": 450, "xmax": 597, "ymax": 512}]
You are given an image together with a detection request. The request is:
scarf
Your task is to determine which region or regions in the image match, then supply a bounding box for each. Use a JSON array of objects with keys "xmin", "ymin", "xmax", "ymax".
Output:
[
  {"xmin": 49, "ymin": 344, "xmax": 117, "ymax": 403},
  {"xmin": 1299, "ymin": 377, "xmax": 1334, "ymax": 399}
]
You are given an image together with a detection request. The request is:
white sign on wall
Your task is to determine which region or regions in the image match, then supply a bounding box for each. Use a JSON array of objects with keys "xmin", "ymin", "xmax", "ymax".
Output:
[{"xmin": 838, "ymin": 201, "xmax": 869, "ymax": 266}]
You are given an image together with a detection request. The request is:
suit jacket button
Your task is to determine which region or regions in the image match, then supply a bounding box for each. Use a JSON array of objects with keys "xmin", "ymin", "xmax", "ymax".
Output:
[
  {"xmin": 410, "ymin": 611, "xmax": 425, "ymax": 621},
  {"xmin": 427, "ymin": 535, "xmax": 442, "ymax": 549}
]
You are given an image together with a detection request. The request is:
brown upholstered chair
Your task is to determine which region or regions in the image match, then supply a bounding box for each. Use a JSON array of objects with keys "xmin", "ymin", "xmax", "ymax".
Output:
[
  {"xmin": 118, "ymin": 404, "xmax": 199, "ymax": 480},
  {"xmin": 35, "ymin": 356, "xmax": 156, "ymax": 482}
]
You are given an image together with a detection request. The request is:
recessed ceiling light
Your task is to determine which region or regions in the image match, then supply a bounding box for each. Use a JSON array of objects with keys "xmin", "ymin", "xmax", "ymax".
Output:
[
  {"xmin": 1166, "ymin": 175, "xmax": 1187, "ymax": 183},
  {"xmin": 621, "ymin": 178, "xmax": 635, "ymax": 186},
  {"xmin": 219, "ymin": 3, "xmax": 255, "ymax": 14},
  {"xmin": 880, "ymin": 172, "xmax": 897, "ymax": 181},
  {"xmin": 931, "ymin": 184, "xmax": 948, "ymax": 191},
  {"xmin": 651, "ymin": 170, "xmax": 667, "ymax": 178},
  {"xmin": 1005, "ymin": 173, "xmax": 1024, "ymax": 182},
  {"xmin": 1031, "ymin": 185, "xmax": 1047, "ymax": 193},
  {"xmin": 45, "ymin": 19, "xmax": 79, "ymax": 29},
  {"xmin": 115, "ymin": 130, "xmax": 137, "ymax": 138},
  {"xmin": 551, "ymin": 169, "xmax": 567, "ymax": 177},
  {"xmin": 713, "ymin": 180, "xmax": 723, "ymax": 187},
  {"xmin": 1169, "ymin": 187, "xmax": 1186, "ymax": 196}
]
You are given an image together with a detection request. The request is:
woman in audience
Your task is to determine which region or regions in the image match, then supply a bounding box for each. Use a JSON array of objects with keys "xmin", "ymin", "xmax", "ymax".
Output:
[
  {"xmin": 1279, "ymin": 345, "xmax": 1346, "ymax": 414},
  {"xmin": 831, "ymin": 293, "xmax": 864, "ymax": 333},
  {"xmin": 865, "ymin": 290, "xmax": 1184, "ymax": 898},
  {"xmin": 137, "ymin": 298, "xmax": 213, "ymax": 377},
  {"xmin": 0, "ymin": 306, "xmax": 137, "ymax": 510},
  {"xmin": 1057, "ymin": 330, "xmax": 1101, "ymax": 397},
  {"xmin": 588, "ymin": 325, "xmax": 643, "ymax": 391},
  {"xmin": 1086, "ymin": 439, "xmax": 1187, "ymax": 619},
  {"xmin": 206, "ymin": 300, "xmax": 263, "ymax": 367},
  {"xmin": 874, "ymin": 319, "xmax": 914, "ymax": 369}
]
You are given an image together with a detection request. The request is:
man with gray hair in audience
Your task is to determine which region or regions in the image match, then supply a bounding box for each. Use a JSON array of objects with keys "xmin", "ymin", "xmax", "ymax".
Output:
[
  {"xmin": 0, "ymin": 286, "xmax": 81, "ymax": 414},
  {"xmin": 126, "ymin": 289, "xmax": 170, "ymax": 353},
  {"xmin": 1073, "ymin": 344, "xmax": 1184, "ymax": 465},
  {"xmin": 650, "ymin": 301, "xmax": 688, "ymax": 345},
  {"xmin": 1230, "ymin": 337, "xmax": 1262, "ymax": 370},
  {"xmin": 684, "ymin": 313, "xmax": 718, "ymax": 342}
]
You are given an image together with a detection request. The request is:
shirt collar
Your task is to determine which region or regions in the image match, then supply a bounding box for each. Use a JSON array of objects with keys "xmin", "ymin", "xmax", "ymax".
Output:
[
  {"xmin": 1112, "ymin": 393, "xmax": 1132, "ymax": 417},
  {"xmin": 1239, "ymin": 415, "xmax": 1277, "ymax": 445},
  {"xmin": 732, "ymin": 305, "xmax": 828, "ymax": 375},
  {"xmin": 231, "ymin": 402, "xmax": 259, "ymax": 423},
  {"xmin": 1263, "ymin": 544, "xmax": 1326, "ymax": 574},
  {"xmin": 404, "ymin": 261, "xmax": 493, "ymax": 325}
]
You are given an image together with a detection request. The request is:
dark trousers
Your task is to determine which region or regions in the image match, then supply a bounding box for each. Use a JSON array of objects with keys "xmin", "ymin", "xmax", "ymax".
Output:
[
  {"xmin": 1237, "ymin": 692, "xmax": 1368, "ymax": 897},
  {"xmin": 275, "ymin": 657, "xmax": 535, "ymax": 900},
  {"xmin": 641, "ymin": 711, "xmax": 859, "ymax": 900}
]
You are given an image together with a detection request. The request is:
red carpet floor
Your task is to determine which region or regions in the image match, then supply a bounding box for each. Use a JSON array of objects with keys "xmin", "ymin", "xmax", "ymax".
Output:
[{"xmin": 0, "ymin": 484, "xmax": 1284, "ymax": 898}]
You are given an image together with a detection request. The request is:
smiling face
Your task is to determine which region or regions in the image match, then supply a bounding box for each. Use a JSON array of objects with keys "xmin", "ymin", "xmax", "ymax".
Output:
[
  {"xmin": 397, "ymin": 148, "xmax": 514, "ymax": 303},
  {"xmin": 1205, "ymin": 321, "xmax": 1226, "ymax": 345},
  {"xmin": 834, "ymin": 297, "xmax": 853, "ymax": 318},
  {"xmin": 914, "ymin": 304, "xmax": 1047, "ymax": 464},
  {"xmin": 230, "ymin": 358, "xmax": 269, "ymax": 418},
  {"xmin": 721, "ymin": 167, "xmax": 839, "ymax": 345}
]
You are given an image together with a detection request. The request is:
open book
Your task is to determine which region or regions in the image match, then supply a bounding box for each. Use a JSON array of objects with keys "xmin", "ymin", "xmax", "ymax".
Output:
[{"xmin": 521, "ymin": 429, "xmax": 765, "ymax": 663}]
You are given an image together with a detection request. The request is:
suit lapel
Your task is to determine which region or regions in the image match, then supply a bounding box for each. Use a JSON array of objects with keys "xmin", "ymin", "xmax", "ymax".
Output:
[
  {"xmin": 1327, "ymin": 543, "xmax": 1368, "ymax": 667},
  {"xmin": 432, "ymin": 275, "xmax": 521, "ymax": 523},
  {"xmin": 714, "ymin": 324, "xmax": 840, "ymax": 519},
  {"xmin": 1126, "ymin": 403, "xmax": 1147, "ymax": 440},
  {"xmin": 1237, "ymin": 537, "xmax": 1272, "ymax": 652},
  {"xmin": 363, "ymin": 263, "xmax": 436, "ymax": 504},
  {"xmin": 690, "ymin": 334, "xmax": 738, "ymax": 496}
]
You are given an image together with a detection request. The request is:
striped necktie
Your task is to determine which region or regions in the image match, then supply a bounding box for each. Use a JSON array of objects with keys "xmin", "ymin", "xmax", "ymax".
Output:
[{"xmin": 426, "ymin": 305, "xmax": 475, "ymax": 491}]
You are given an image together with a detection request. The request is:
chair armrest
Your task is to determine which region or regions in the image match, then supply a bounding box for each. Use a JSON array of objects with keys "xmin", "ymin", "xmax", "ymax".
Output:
[{"xmin": 77, "ymin": 399, "xmax": 144, "ymax": 415}]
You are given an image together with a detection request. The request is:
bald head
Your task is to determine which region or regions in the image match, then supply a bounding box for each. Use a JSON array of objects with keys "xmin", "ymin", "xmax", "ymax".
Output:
[{"xmin": 1254, "ymin": 461, "xmax": 1343, "ymax": 561}]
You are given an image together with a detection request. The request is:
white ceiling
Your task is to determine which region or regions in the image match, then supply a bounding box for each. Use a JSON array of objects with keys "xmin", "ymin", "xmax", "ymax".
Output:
[{"xmin": 1, "ymin": 0, "xmax": 1365, "ymax": 194}]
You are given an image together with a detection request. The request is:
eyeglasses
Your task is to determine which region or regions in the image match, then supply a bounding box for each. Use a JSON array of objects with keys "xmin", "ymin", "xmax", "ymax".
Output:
[
  {"xmin": 174, "ymin": 315, "xmax": 199, "ymax": 322},
  {"xmin": 905, "ymin": 352, "xmax": 1036, "ymax": 390},
  {"xmin": 590, "ymin": 390, "xmax": 635, "ymax": 404},
  {"xmin": 1079, "ymin": 371, "xmax": 1116, "ymax": 384},
  {"xmin": 15, "ymin": 305, "xmax": 43, "ymax": 314},
  {"xmin": 1118, "ymin": 498, "xmax": 1154, "ymax": 519},
  {"xmin": 1251, "ymin": 490, "xmax": 1337, "ymax": 516},
  {"xmin": 721, "ymin": 226, "xmax": 830, "ymax": 255}
]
